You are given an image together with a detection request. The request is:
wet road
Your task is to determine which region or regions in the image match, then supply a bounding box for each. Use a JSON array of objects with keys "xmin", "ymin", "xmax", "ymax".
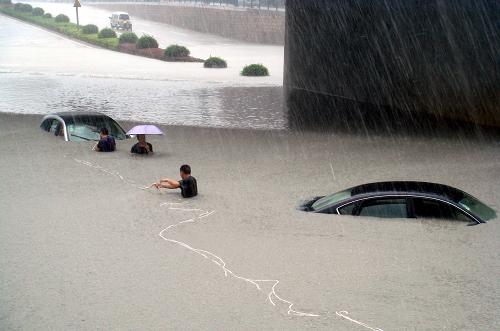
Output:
[
  {"xmin": 25, "ymin": 1, "xmax": 284, "ymax": 81},
  {"xmin": 0, "ymin": 10, "xmax": 284, "ymax": 129}
]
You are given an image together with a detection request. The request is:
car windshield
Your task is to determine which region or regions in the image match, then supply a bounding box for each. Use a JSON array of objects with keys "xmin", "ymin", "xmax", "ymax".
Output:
[
  {"xmin": 457, "ymin": 193, "xmax": 496, "ymax": 221},
  {"xmin": 67, "ymin": 116, "xmax": 126, "ymax": 141},
  {"xmin": 119, "ymin": 14, "xmax": 129, "ymax": 20},
  {"xmin": 311, "ymin": 188, "xmax": 352, "ymax": 211}
]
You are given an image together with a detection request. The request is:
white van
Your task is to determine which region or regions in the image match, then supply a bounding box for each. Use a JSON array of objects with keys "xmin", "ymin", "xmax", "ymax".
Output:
[{"xmin": 109, "ymin": 12, "xmax": 132, "ymax": 31}]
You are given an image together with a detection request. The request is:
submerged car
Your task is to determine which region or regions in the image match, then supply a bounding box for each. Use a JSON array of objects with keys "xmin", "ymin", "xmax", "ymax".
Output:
[
  {"xmin": 300, "ymin": 181, "xmax": 496, "ymax": 225},
  {"xmin": 109, "ymin": 12, "xmax": 132, "ymax": 31},
  {"xmin": 40, "ymin": 112, "xmax": 127, "ymax": 142}
]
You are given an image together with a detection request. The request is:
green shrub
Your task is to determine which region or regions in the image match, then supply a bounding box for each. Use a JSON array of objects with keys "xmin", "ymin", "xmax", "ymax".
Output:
[
  {"xmin": 43, "ymin": 13, "xmax": 52, "ymax": 19},
  {"xmin": 81, "ymin": 24, "xmax": 98, "ymax": 34},
  {"xmin": 54, "ymin": 14, "xmax": 69, "ymax": 23},
  {"xmin": 164, "ymin": 44, "xmax": 190, "ymax": 58},
  {"xmin": 21, "ymin": 3, "xmax": 32, "ymax": 12},
  {"xmin": 241, "ymin": 64, "xmax": 269, "ymax": 76},
  {"xmin": 136, "ymin": 35, "xmax": 158, "ymax": 49},
  {"xmin": 118, "ymin": 32, "xmax": 138, "ymax": 44},
  {"xmin": 14, "ymin": 3, "xmax": 32, "ymax": 12},
  {"xmin": 0, "ymin": 0, "xmax": 12, "ymax": 5},
  {"xmin": 32, "ymin": 7, "xmax": 44, "ymax": 16},
  {"xmin": 98, "ymin": 28, "xmax": 116, "ymax": 38},
  {"xmin": 204, "ymin": 56, "xmax": 227, "ymax": 68}
]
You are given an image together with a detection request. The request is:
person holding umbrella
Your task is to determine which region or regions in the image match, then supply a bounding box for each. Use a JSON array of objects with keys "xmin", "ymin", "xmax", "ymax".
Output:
[
  {"xmin": 131, "ymin": 134, "xmax": 153, "ymax": 154},
  {"xmin": 126, "ymin": 124, "xmax": 164, "ymax": 155}
]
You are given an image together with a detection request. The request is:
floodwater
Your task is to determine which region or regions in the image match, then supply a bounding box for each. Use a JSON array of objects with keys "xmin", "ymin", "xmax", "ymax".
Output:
[
  {"xmin": 1, "ymin": 4, "xmax": 500, "ymax": 330},
  {"xmin": 0, "ymin": 7, "xmax": 285, "ymax": 129}
]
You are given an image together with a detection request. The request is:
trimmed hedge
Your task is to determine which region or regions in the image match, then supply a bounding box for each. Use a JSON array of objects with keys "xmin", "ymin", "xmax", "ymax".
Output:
[
  {"xmin": 32, "ymin": 7, "xmax": 44, "ymax": 16},
  {"xmin": 204, "ymin": 56, "xmax": 227, "ymax": 68},
  {"xmin": 98, "ymin": 28, "xmax": 117, "ymax": 39},
  {"xmin": 81, "ymin": 24, "xmax": 98, "ymax": 34},
  {"xmin": 118, "ymin": 32, "xmax": 138, "ymax": 44},
  {"xmin": 241, "ymin": 64, "xmax": 269, "ymax": 76},
  {"xmin": 136, "ymin": 35, "xmax": 158, "ymax": 49},
  {"xmin": 164, "ymin": 44, "xmax": 190, "ymax": 58},
  {"xmin": 43, "ymin": 13, "xmax": 52, "ymax": 19},
  {"xmin": 54, "ymin": 14, "xmax": 69, "ymax": 23}
]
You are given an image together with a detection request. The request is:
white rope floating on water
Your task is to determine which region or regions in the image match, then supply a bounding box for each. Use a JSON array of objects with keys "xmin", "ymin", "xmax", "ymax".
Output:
[
  {"xmin": 336, "ymin": 311, "xmax": 384, "ymax": 331},
  {"xmin": 159, "ymin": 204, "xmax": 319, "ymax": 317},
  {"xmin": 73, "ymin": 158, "xmax": 385, "ymax": 328}
]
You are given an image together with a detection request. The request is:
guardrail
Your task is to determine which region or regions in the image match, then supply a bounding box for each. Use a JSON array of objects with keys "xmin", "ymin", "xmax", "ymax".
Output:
[
  {"xmin": 89, "ymin": 0, "xmax": 286, "ymax": 11},
  {"xmin": 167, "ymin": 0, "xmax": 285, "ymax": 10}
]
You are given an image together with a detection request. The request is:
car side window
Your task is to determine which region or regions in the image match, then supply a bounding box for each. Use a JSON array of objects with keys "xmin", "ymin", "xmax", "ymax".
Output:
[
  {"xmin": 46, "ymin": 119, "xmax": 65, "ymax": 138},
  {"xmin": 412, "ymin": 198, "xmax": 472, "ymax": 222},
  {"xmin": 337, "ymin": 202, "xmax": 359, "ymax": 215},
  {"xmin": 40, "ymin": 119, "xmax": 52, "ymax": 131},
  {"xmin": 357, "ymin": 198, "xmax": 408, "ymax": 218},
  {"xmin": 49, "ymin": 120, "xmax": 59, "ymax": 133}
]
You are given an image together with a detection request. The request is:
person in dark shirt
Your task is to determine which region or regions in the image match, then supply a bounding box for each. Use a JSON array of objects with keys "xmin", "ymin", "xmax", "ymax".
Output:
[
  {"xmin": 130, "ymin": 134, "xmax": 153, "ymax": 155},
  {"xmin": 93, "ymin": 127, "xmax": 116, "ymax": 152},
  {"xmin": 151, "ymin": 164, "xmax": 198, "ymax": 198}
]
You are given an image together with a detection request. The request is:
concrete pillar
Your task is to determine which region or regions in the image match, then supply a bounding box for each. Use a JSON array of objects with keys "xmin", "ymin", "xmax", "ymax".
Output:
[{"xmin": 284, "ymin": 0, "xmax": 500, "ymax": 130}]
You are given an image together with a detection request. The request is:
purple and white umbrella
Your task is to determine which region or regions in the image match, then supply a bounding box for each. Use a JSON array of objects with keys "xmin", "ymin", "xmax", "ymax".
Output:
[{"xmin": 126, "ymin": 125, "xmax": 164, "ymax": 136}]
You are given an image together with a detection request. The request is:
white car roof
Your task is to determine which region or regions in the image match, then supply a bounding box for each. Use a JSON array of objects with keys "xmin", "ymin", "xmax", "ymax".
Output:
[{"xmin": 112, "ymin": 12, "xmax": 129, "ymax": 15}]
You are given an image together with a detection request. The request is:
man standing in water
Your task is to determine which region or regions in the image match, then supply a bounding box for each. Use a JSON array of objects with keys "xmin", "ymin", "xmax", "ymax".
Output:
[
  {"xmin": 152, "ymin": 164, "xmax": 198, "ymax": 198},
  {"xmin": 93, "ymin": 127, "xmax": 116, "ymax": 152}
]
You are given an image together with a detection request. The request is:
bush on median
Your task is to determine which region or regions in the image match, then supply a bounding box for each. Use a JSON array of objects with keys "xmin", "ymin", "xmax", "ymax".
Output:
[
  {"xmin": 241, "ymin": 64, "xmax": 269, "ymax": 77},
  {"xmin": 54, "ymin": 14, "xmax": 69, "ymax": 23},
  {"xmin": 136, "ymin": 35, "xmax": 158, "ymax": 49},
  {"xmin": 81, "ymin": 24, "xmax": 98, "ymax": 34},
  {"xmin": 43, "ymin": 12, "xmax": 52, "ymax": 19},
  {"xmin": 98, "ymin": 28, "xmax": 117, "ymax": 39},
  {"xmin": 119, "ymin": 32, "xmax": 138, "ymax": 44},
  {"xmin": 14, "ymin": 3, "xmax": 32, "ymax": 12},
  {"xmin": 32, "ymin": 7, "xmax": 44, "ymax": 16},
  {"xmin": 164, "ymin": 44, "xmax": 190, "ymax": 58},
  {"xmin": 204, "ymin": 56, "xmax": 227, "ymax": 69}
]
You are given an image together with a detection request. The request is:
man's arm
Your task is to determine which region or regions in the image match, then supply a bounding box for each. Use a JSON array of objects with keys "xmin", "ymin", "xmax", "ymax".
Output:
[{"xmin": 158, "ymin": 178, "xmax": 181, "ymax": 189}]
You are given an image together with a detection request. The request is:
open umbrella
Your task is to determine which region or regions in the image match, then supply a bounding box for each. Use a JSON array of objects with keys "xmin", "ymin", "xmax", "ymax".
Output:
[{"xmin": 126, "ymin": 125, "xmax": 164, "ymax": 136}]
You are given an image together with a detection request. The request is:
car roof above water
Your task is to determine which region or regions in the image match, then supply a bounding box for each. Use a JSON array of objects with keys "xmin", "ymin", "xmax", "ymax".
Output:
[
  {"xmin": 350, "ymin": 181, "xmax": 466, "ymax": 201},
  {"xmin": 49, "ymin": 111, "xmax": 110, "ymax": 120}
]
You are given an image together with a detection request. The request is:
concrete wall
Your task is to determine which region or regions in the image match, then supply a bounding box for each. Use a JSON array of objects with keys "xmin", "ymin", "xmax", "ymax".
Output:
[
  {"xmin": 94, "ymin": 3, "xmax": 285, "ymax": 45},
  {"xmin": 284, "ymin": 0, "xmax": 500, "ymax": 130}
]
